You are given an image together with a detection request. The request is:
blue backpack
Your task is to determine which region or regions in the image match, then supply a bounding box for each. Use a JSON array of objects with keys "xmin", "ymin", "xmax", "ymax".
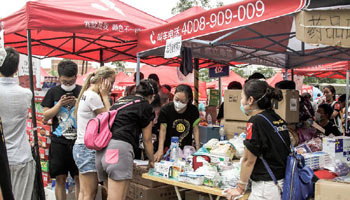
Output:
[{"xmin": 258, "ymin": 114, "xmax": 314, "ymax": 200}]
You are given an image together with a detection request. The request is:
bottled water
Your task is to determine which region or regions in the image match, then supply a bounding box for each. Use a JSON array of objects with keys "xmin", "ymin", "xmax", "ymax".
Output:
[{"xmin": 219, "ymin": 125, "xmax": 226, "ymax": 141}]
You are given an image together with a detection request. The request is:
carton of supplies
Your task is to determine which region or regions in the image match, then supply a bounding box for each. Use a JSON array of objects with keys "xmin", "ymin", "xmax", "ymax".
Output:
[
  {"xmin": 209, "ymin": 142, "xmax": 236, "ymax": 161},
  {"xmin": 303, "ymin": 152, "xmax": 331, "ymax": 170},
  {"xmin": 224, "ymin": 90, "xmax": 299, "ymax": 123},
  {"xmin": 178, "ymin": 172, "xmax": 205, "ymax": 186},
  {"xmin": 132, "ymin": 164, "xmax": 164, "ymax": 188},
  {"xmin": 221, "ymin": 120, "xmax": 247, "ymax": 139},
  {"xmin": 127, "ymin": 182, "xmax": 178, "ymax": 200},
  {"xmin": 315, "ymin": 180, "xmax": 350, "ymax": 200},
  {"xmin": 322, "ymin": 136, "xmax": 350, "ymax": 164},
  {"xmin": 154, "ymin": 161, "xmax": 173, "ymax": 178}
]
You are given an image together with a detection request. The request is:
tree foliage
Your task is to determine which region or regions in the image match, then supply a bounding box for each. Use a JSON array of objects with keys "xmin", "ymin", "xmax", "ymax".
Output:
[
  {"xmin": 303, "ymin": 76, "xmax": 345, "ymax": 85},
  {"xmin": 111, "ymin": 61, "xmax": 126, "ymax": 72},
  {"xmin": 172, "ymin": 0, "xmax": 223, "ymax": 14}
]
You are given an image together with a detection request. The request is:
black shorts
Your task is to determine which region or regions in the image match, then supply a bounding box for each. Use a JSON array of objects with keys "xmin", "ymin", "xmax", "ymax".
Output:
[{"xmin": 49, "ymin": 136, "xmax": 79, "ymax": 178}]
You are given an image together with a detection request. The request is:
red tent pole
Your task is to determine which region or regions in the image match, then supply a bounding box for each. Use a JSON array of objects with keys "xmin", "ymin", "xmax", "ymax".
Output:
[{"xmin": 27, "ymin": 29, "xmax": 45, "ymax": 200}]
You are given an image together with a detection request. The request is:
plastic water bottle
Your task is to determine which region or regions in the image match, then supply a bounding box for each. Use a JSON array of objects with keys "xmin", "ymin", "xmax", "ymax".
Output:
[
  {"xmin": 169, "ymin": 137, "xmax": 179, "ymax": 162},
  {"xmin": 219, "ymin": 125, "xmax": 226, "ymax": 141},
  {"xmin": 207, "ymin": 114, "xmax": 213, "ymax": 127},
  {"xmin": 234, "ymin": 132, "xmax": 239, "ymax": 139}
]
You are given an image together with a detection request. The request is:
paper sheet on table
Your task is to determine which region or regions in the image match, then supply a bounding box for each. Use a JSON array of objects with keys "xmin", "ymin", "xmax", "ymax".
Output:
[{"xmin": 133, "ymin": 160, "xmax": 149, "ymax": 166}]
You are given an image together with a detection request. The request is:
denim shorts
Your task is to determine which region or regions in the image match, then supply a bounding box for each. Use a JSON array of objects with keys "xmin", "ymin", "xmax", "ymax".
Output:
[{"xmin": 73, "ymin": 144, "xmax": 96, "ymax": 174}]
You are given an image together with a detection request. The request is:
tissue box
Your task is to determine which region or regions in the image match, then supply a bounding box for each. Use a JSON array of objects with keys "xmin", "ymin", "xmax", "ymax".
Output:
[
  {"xmin": 304, "ymin": 152, "xmax": 331, "ymax": 170},
  {"xmin": 154, "ymin": 161, "xmax": 173, "ymax": 178},
  {"xmin": 322, "ymin": 137, "xmax": 350, "ymax": 164}
]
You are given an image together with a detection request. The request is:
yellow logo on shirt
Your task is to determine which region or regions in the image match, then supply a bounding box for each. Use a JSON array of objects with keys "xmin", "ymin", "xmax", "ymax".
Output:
[{"xmin": 176, "ymin": 123, "xmax": 186, "ymax": 133}]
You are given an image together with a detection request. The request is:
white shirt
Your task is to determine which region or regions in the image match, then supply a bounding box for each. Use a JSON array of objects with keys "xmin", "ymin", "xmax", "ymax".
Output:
[
  {"xmin": 76, "ymin": 90, "xmax": 104, "ymax": 144},
  {"xmin": 0, "ymin": 77, "xmax": 33, "ymax": 165}
]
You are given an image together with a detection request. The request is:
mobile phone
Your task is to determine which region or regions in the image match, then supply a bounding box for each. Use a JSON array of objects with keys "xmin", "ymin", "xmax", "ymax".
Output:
[{"xmin": 66, "ymin": 92, "xmax": 74, "ymax": 97}]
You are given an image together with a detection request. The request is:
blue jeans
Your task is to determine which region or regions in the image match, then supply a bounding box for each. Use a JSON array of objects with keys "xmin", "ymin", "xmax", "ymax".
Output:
[{"xmin": 73, "ymin": 144, "xmax": 96, "ymax": 174}]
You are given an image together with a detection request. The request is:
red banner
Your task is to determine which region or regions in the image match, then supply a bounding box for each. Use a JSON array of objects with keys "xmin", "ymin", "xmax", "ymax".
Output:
[{"xmin": 138, "ymin": 0, "xmax": 307, "ymax": 53}]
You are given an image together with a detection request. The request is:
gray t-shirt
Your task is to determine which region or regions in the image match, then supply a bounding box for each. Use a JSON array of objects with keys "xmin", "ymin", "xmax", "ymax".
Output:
[{"xmin": 0, "ymin": 77, "xmax": 33, "ymax": 165}]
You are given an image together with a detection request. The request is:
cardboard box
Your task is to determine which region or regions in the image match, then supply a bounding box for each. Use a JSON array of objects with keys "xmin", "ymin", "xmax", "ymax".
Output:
[
  {"xmin": 322, "ymin": 136, "xmax": 350, "ymax": 164},
  {"xmin": 41, "ymin": 160, "xmax": 49, "ymax": 172},
  {"xmin": 132, "ymin": 165, "xmax": 164, "ymax": 188},
  {"xmin": 221, "ymin": 120, "xmax": 247, "ymax": 139},
  {"xmin": 127, "ymin": 182, "xmax": 178, "ymax": 200},
  {"xmin": 42, "ymin": 172, "xmax": 51, "ymax": 187},
  {"xmin": 206, "ymin": 106, "xmax": 218, "ymax": 124},
  {"xmin": 185, "ymin": 191, "xmax": 248, "ymax": 200},
  {"xmin": 296, "ymin": 10, "xmax": 350, "ymax": 48},
  {"xmin": 39, "ymin": 135, "xmax": 51, "ymax": 148},
  {"xmin": 315, "ymin": 180, "xmax": 350, "ymax": 200},
  {"xmin": 224, "ymin": 90, "xmax": 299, "ymax": 123},
  {"xmin": 39, "ymin": 147, "xmax": 49, "ymax": 160},
  {"xmin": 224, "ymin": 90, "xmax": 250, "ymax": 121}
]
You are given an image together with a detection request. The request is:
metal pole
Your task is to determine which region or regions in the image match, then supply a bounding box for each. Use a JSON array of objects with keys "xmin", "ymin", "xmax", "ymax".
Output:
[
  {"xmin": 194, "ymin": 58, "xmax": 199, "ymax": 107},
  {"xmin": 345, "ymin": 70, "xmax": 349, "ymax": 135},
  {"xmin": 99, "ymin": 49, "xmax": 104, "ymax": 67},
  {"xmin": 27, "ymin": 29, "xmax": 45, "ymax": 200},
  {"xmin": 136, "ymin": 55, "xmax": 141, "ymax": 85},
  {"xmin": 218, "ymin": 77, "xmax": 222, "ymax": 105}
]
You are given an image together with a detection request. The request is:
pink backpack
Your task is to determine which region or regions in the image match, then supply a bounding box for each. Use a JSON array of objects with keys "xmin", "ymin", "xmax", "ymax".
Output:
[{"xmin": 84, "ymin": 100, "xmax": 141, "ymax": 150}]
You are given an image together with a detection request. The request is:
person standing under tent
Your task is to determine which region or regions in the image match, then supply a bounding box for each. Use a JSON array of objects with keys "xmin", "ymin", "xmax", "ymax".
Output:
[
  {"xmin": 225, "ymin": 79, "xmax": 290, "ymax": 200},
  {"xmin": 95, "ymin": 79, "xmax": 157, "ymax": 200},
  {"xmin": 73, "ymin": 67, "xmax": 115, "ymax": 200},
  {"xmin": 217, "ymin": 81, "xmax": 243, "ymax": 122},
  {"xmin": 125, "ymin": 72, "xmax": 144, "ymax": 96},
  {"xmin": 0, "ymin": 47, "xmax": 35, "ymax": 200},
  {"xmin": 42, "ymin": 60, "xmax": 81, "ymax": 200},
  {"xmin": 154, "ymin": 84, "xmax": 201, "ymax": 162},
  {"xmin": 322, "ymin": 85, "xmax": 343, "ymax": 133}
]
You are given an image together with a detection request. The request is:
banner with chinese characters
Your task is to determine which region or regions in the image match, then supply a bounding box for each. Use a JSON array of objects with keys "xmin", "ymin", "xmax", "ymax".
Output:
[
  {"xmin": 209, "ymin": 66, "xmax": 229, "ymax": 78},
  {"xmin": 138, "ymin": 0, "xmax": 307, "ymax": 53}
]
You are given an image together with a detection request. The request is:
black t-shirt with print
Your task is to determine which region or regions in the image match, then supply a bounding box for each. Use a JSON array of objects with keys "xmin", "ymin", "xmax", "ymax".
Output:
[
  {"xmin": 110, "ymin": 96, "xmax": 154, "ymax": 153},
  {"xmin": 158, "ymin": 103, "xmax": 200, "ymax": 150},
  {"xmin": 244, "ymin": 109, "xmax": 291, "ymax": 182},
  {"xmin": 41, "ymin": 85, "xmax": 82, "ymax": 140},
  {"xmin": 323, "ymin": 121, "xmax": 342, "ymax": 136}
]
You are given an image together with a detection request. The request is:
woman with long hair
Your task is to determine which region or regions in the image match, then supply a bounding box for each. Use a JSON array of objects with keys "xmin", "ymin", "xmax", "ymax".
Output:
[
  {"xmin": 73, "ymin": 66, "xmax": 116, "ymax": 200},
  {"xmin": 95, "ymin": 79, "xmax": 158, "ymax": 200},
  {"xmin": 225, "ymin": 79, "xmax": 291, "ymax": 200}
]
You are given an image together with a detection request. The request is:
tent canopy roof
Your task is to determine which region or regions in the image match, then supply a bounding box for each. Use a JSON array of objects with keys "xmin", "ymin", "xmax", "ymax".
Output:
[
  {"xmin": 1, "ymin": 0, "xmax": 165, "ymax": 63},
  {"xmin": 136, "ymin": 0, "xmax": 350, "ymax": 69},
  {"xmin": 293, "ymin": 61, "xmax": 350, "ymax": 79}
]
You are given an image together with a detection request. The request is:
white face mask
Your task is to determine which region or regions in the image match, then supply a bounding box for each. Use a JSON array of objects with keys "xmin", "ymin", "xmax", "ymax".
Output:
[
  {"xmin": 315, "ymin": 112, "xmax": 321, "ymax": 122},
  {"xmin": 174, "ymin": 100, "xmax": 187, "ymax": 112},
  {"xmin": 61, "ymin": 84, "xmax": 76, "ymax": 92}
]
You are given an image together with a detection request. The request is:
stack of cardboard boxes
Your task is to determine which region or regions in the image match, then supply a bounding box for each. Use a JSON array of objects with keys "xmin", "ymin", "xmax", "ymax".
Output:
[
  {"xmin": 126, "ymin": 165, "xmax": 181, "ymax": 200},
  {"xmin": 222, "ymin": 90, "xmax": 299, "ymax": 138},
  {"xmin": 26, "ymin": 91, "xmax": 52, "ymax": 187}
]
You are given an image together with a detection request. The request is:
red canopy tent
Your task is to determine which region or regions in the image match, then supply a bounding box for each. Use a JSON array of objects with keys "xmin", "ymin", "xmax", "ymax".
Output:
[
  {"xmin": 266, "ymin": 72, "xmax": 283, "ymax": 87},
  {"xmin": 293, "ymin": 61, "xmax": 350, "ymax": 79},
  {"xmin": 207, "ymin": 70, "xmax": 246, "ymax": 89},
  {"xmin": 136, "ymin": 0, "xmax": 350, "ymax": 69},
  {"xmin": 1, "ymin": 0, "xmax": 165, "ymax": 63}
]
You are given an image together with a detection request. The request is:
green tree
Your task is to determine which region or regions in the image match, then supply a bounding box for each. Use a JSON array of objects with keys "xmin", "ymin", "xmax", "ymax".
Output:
[
  {"xmin": 199, "ymin": 68, "xmax": 215, "ymax": 82},
  {"xmin": 172, "ymin": 0, "xmax": 223, "ymax": 14},
  {"xmin": 255, "ymin": 67, "xmax": 276, "ymax": 79},
  {"xmin": 111, "ymin": 61, "xmax": 126, "ymax": 72},
  {"xmin": 233, "ymin": 68, "xmax": 248, "ymax": 79},
  {"xmin": 303, "ymin": 76, "xmax": 344, "ymax": 85}
]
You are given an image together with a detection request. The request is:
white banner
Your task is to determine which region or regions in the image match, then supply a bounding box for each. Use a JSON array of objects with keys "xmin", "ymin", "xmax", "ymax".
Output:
[
  {"xmin": 18, "ymin": 54, "xmax": 41, "ymax": 88},
  {"xmin": 164, "ymin": 36, "xmax": 182, "ymax": 58}
]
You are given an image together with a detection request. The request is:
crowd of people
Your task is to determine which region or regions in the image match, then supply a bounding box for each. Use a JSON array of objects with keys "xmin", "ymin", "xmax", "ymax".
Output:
[{"xmin": 0, "ymin": 46, "xmax": 349, "ymax": 200}]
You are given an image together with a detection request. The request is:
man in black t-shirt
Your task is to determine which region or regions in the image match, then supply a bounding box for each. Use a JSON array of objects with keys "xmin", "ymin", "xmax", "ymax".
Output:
[
  {"xmin": 316, "ymin": 104, "xmax": 341, "ymax": 136},
  {"xmin": 0, "ymin": 117, "xmax": 15, "ymax": 200},
  {"xmin": 41, "ymin": 61, "xmax": 81, "ymax": 200}
]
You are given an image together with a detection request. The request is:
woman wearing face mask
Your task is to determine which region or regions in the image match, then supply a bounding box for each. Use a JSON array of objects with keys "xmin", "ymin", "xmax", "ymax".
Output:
[
  {"xmin": 225, "ymin": 80, "xmax": 290, "ymax": 200},
  {"xmin": 154, "ymin": 84, "xmax": 200, "ymax": 162},
  {"xmin": 315, "ymin": 104, "xmax": 341, "ymax": 136},
  {"xmin": 73, "ymin": 67, "xmax": 115, "ymax": 200},
  {"xmin": 95, "ymin": 79, "xmax": 158, "ymax": 200}
]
